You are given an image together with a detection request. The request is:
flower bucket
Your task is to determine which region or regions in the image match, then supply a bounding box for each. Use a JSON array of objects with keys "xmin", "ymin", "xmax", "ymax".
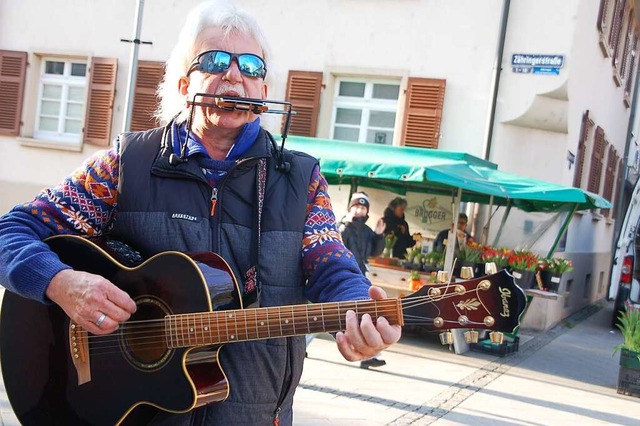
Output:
[
  {"xmin": 511, "ymin": 269, "xmax": 536, "ymax": 289},
  {"xmin": 618, "ymin": 348, "xmax": 640, "ymax": 398},
  {"xmin": 541, "ymin": 271, "xmax": 562, "ymax": 293}
]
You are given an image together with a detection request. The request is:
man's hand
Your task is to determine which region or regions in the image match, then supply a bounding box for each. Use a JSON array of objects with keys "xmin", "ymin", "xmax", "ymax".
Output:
[
  {"xmin": 335, "ymin": 286, "xmax": 402, "ymax": 361},
  {"xmin": 45, "ymin": 269, "xmax": 137, "ymax": 335},
  {"xmin": 374, "ymin": 218, "xmax": 385, "ymax": 235}
]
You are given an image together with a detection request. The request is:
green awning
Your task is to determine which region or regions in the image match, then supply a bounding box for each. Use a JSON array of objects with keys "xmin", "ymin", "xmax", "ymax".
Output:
[{"xmin": 283, "ymin": 135, "xmax": 611, "ymax": 212}]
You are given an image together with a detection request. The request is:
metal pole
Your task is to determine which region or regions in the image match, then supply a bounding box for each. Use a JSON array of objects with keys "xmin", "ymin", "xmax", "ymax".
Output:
[
  {"xmin": 492, "ymin": 201, "xmax": 512, "ymax": 246},
  {"xmin": 122, "ymin": 0, "xmax": 145, "ymax": 133},
  {"xmin": 546, "ymin": 204, "xmax": 578, "ymax": 258},
  {"xmin": 443, "ymin": 188, "xmax": 462, "ymax": 274},
  {"xmin": 481, "ymin": 0, "xmax": 511, "ymax": 161}
]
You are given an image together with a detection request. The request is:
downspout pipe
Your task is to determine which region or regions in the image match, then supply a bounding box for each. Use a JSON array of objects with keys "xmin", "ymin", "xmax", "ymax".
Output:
[{"xmin": 482, "ymin": 0, "xmax": 511, "ymax": 161}]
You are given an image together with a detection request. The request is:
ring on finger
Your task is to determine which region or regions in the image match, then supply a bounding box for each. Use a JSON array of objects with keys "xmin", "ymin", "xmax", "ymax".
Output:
[{"xmin": 95, "ymin": 313, "xmax": 107, "ymax": 327}]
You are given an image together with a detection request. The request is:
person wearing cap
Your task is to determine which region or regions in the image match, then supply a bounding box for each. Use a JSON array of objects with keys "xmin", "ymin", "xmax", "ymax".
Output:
[
  {"xmin": 339, "ymin": 192, "xmax": 387, "ymax": 369},
  {"xmin": 339, "ymin": 192, "xmax": 385, "ymax": 276}
]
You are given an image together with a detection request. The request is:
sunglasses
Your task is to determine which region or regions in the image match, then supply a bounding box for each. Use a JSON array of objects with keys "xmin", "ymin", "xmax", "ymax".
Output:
[{"xmin": 186, "ymin": 50, "xmax": 267, "ymax": 79}]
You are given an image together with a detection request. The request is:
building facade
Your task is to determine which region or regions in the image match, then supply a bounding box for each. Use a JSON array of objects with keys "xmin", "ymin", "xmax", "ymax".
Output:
[{"xmin": 1, "ymin": 0, "xmax": 638, "ymax": 318}]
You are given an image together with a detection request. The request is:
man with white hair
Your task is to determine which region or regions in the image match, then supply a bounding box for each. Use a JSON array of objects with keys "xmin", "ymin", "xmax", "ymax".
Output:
[{"xmin": 0, "ymin": 1, "xmax": 400, "ymax": 424}]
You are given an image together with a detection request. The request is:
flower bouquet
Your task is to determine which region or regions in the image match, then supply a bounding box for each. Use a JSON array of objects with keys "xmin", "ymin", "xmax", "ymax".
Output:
[{"xmin": 508, "ymin": 250, "xmax": 540, "ymax": 289}]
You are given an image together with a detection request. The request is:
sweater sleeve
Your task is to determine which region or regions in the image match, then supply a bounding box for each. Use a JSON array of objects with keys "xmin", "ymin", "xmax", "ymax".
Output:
[
  {"xmin": 0, "ymin": 144, "xmax": 121, "ymax": 303},
  {"xmin": 301, "ymin": 165, "xmax": 371, "ymax": 303}
]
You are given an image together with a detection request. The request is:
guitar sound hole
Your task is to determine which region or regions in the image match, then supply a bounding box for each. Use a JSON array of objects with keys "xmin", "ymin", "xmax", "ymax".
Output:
[{"xmin": 120, "ymin": 297, "xmax": 172, "ymax": 371}]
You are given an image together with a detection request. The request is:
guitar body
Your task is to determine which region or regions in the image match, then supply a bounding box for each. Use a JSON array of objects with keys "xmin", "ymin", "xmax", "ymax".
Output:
[{"xmin": 0, "ymin": 235, "xmax": 237, "ymax": 426}]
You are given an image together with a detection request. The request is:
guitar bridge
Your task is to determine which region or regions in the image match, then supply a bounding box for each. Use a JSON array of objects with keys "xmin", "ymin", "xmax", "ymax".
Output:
[{"xmin": 69, "ymin": 322, "xmax": 91, "ymax": 385}]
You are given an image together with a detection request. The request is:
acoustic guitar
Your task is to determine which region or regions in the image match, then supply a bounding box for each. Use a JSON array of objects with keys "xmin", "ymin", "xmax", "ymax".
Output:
[{"xmin": 0, "ymin": 235, "xmax": 527, "ymax": 425}]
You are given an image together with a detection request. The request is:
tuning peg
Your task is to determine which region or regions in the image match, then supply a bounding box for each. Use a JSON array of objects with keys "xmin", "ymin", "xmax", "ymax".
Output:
[
  {"xmin": 485, "ymin": 262, "xmax": 497, "ymax": 275},
  {"xmin": 460, "ymin": 266, "xmax": 474, "ymax": 280},
  {"xmin": 489, "ymin": 331, "xmax": 504, "ymax": 344},
  {"xmin": 436, "ymin": 270, "xmax": 449, "ymax": 283},
  {"xmin": 439, "ymin": 331, "xmax": 453, "ymax": 345},
  {"xmin": 464, "ymin": 330, "xmax": 479, "ymax": 344}
]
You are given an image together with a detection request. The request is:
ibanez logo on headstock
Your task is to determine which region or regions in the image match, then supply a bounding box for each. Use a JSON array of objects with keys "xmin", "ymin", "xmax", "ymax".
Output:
[{"xmin": 499, "ymin": 286, "xmax": 511, "ymax": 318}]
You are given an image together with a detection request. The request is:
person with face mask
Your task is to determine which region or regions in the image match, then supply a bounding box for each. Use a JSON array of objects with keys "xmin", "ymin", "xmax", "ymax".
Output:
[{"xmin": 339, "ymin": 192, "xmax": 385, "ymax": 276}]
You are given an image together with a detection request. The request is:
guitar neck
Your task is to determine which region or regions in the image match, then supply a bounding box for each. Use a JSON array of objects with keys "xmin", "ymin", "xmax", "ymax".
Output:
[{"xmin": 165, "ymin": 299, "xmax": 403, "ymax": 348}]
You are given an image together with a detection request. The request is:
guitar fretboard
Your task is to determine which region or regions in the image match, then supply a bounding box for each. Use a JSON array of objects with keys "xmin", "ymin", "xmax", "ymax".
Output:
[{"xmin": 165, "ymin": 299, "xmax": 403, "ymax": 348}]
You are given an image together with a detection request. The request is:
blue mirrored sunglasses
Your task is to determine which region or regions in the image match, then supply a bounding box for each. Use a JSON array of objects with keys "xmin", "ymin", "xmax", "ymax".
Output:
[{"xmin": 187, "ymin": 50, "xmax": 267, "ymax": 79}]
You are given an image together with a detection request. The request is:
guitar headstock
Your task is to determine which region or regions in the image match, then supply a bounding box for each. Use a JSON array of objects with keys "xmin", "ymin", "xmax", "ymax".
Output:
[{"xmin": 401, "ymin": 269, "xmax": 527, "ymax": 334}]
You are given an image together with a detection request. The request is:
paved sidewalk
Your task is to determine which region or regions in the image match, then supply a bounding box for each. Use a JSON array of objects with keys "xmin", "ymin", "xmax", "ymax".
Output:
[{"xmin": 294, "ymin": 302, "xmax": 640, "ymax": 425}]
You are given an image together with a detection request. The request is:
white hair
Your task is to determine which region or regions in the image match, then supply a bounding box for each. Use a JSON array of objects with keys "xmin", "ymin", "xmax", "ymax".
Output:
[{"xmin": 155, "ymin": 0, "xmax": 272, "ymax": 124}]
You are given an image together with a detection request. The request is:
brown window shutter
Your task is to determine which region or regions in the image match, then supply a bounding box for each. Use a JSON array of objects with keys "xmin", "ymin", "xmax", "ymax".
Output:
[
  {"xmin": 610, "ymin": 0, "xmax": 627, "ymax": 62},
  {"xmin": 573, "ymin": 111, "xmax": 593, "ymax": 188},
  {"xmin": 625, "ymin": 32, "xmax": 638, "ymax": 95},
  {"xmin": 130, "ymin": 61, "xmax": 164, "ymax": 132},
  {"xmin": 587, "ymin": 126, "xmax": 606, "ymax": 194},
  {"xmin": 283, "ymin": 71, "xmax": 322, "ymax": 137},
  {"xmin": 619, "ymin": 10, "xmax": 633, "ymax": 77},
  {"xmin": 598, "ymin": 0, "xmax": 610, "ymax": 33},
  {"xmin": 400, "ymin": 77, "xmax": 446, "ymax": 149},
  {"xmin": 0, "ymin": 50, "xmax": 27, "ymax": 136},
  {"xmin": 612, "ymin": 156, "xmax": 624, "ymax": 218},
  {"xmin": 601, "ymin": 146, "xmax": 617, "ymax": 217},
  {"xmin": 83, "ymin": 57, "xmax": 118, "ymax": 146}
]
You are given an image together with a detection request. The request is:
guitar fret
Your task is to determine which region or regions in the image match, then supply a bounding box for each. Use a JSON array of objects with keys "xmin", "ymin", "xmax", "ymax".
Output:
[
  {"xmin": 265, "ymin": 308, "xmax": 272, "ymax": 338},
  {"xmin": 215, "ymin": 311, "xmax": 222, "ymax": 344},
  {"xmin": 181, "ymin": 315, "xmax": 186, "ymax": 347},
  {"xmin": 244, "ymin": 309, "xmax": 250, "ymax": 340},
  {"xmin": 337, "ymin": 302, "xmax": 342, "ymax": 331},
  {"xmin": 207, "ymin": 313, "xmax": 213, "ymax": 344},
  {"xmin": 291, "ymin": 306, "xmax": 296, "ymax": 336},
  {"xmin": 277, "ymin": 306, "xmax": 283, "ymax": 337},
  {"xmin": 305, "ymin": 304, "xmax": 311, "ymax": 334}
]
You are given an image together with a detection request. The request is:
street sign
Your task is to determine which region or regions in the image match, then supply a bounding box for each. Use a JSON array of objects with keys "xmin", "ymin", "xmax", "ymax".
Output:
[{"xmin": 511, "ymin": 54, "xmax": 564, "ymax": 75}]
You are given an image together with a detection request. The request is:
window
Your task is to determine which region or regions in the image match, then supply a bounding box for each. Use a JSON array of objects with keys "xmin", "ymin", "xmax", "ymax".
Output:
[
  {"xmin": 35, "ymin": 58, "xmax": 87, "ymax": 143},
  {"xmin": 331, "ymin": 79, "xmax": 400, "ymax": 145}
]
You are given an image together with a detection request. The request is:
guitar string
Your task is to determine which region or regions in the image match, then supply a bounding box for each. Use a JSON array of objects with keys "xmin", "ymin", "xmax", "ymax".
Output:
[
  {"xmin": 81, "ymin": 292, "xmax": 500, "ymax": 355},
  {"xmin": 80, "ymin": 291, "xmax": 470, "ymax": 343},
  {"xmin": 81, "ymin": 290, "xmax": 487, "ymax": 345},
  {"xmin": 81, "ymin": 292, "xmax": 489, "ymax": 350}
]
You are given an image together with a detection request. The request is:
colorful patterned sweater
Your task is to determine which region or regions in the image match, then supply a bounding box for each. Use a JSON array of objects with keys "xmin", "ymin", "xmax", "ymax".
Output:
[{"xmin": 0, "ymin": 124, "xmax": 370, "ymax": 304}]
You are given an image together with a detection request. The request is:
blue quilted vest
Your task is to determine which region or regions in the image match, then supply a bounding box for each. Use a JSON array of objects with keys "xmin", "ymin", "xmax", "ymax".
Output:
[{"xmin": 111, "ymin": 125, "xmax": 318, "ymax": 425}]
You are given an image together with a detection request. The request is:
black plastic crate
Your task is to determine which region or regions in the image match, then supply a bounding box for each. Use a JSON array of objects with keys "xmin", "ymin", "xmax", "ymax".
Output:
[
  {"xmin": 470, "ymin": 336, "xmax": 520, "ymax": 357},
  {"xmin": 618, "ymin": 366, "xmax": 640, "ymax": 398}
]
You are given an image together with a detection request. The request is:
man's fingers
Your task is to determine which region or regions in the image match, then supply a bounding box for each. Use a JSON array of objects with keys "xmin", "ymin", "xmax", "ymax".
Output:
[
  {"xmin": 368, "ymin": 285, "xmax": 388, "ymax": 300},
  {"xmin": 105, "ymin": 285, "xmax": 137, "ymax": 314},
  {"xmin": 344, "ymin": 310, "xmax": 365, "ymax": 348},
  {"xmin": 335, "ymin": 332, "xmax": 360, "ymax": 361},
  {"xmin": 376, "ymin": 316, "xmax": 402, "ymax": 345},
  {"xmin": 360, "ymin": 313, "xmax": 384, "ymax": 348},
  {"xmin": 100, "ymin": 298, "xmax": 135, "ymax": 323}
]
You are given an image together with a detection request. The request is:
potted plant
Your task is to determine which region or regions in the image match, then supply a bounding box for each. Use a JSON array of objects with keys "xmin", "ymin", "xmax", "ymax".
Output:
[
  {"xmin": 409, "ymin": 270, "xmax": 424, "ymax": 291},
  {"xmin": 614, "ymin": 305, "xmax": 640, "ymax": 397},
  {"xmin": 481, "ymin": 247, "xmax": 511, "ymax": 272},
  {"xmin": 423, "ymin": 249, "xmax": 444, "ymax": 273},
  {"xmin": 539, "ymin": 257, "xmax": 573, "ymax": 293},
  {"xmin": 508, "ymin": 250, "xmax": 539, "ymax": 289},
  {"xmin": 382, "ymin": 233, "xmax": 397, "ymax": 258},
  {"xmin": 457, "ymin": 241, "xmax": 483, "ymax": 277}
]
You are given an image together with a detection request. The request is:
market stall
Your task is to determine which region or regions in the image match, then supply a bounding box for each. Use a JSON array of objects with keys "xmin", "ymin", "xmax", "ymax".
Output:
[{"xmin": 284, "ymin": 135, "xmax": 612, "ymax": 352}]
